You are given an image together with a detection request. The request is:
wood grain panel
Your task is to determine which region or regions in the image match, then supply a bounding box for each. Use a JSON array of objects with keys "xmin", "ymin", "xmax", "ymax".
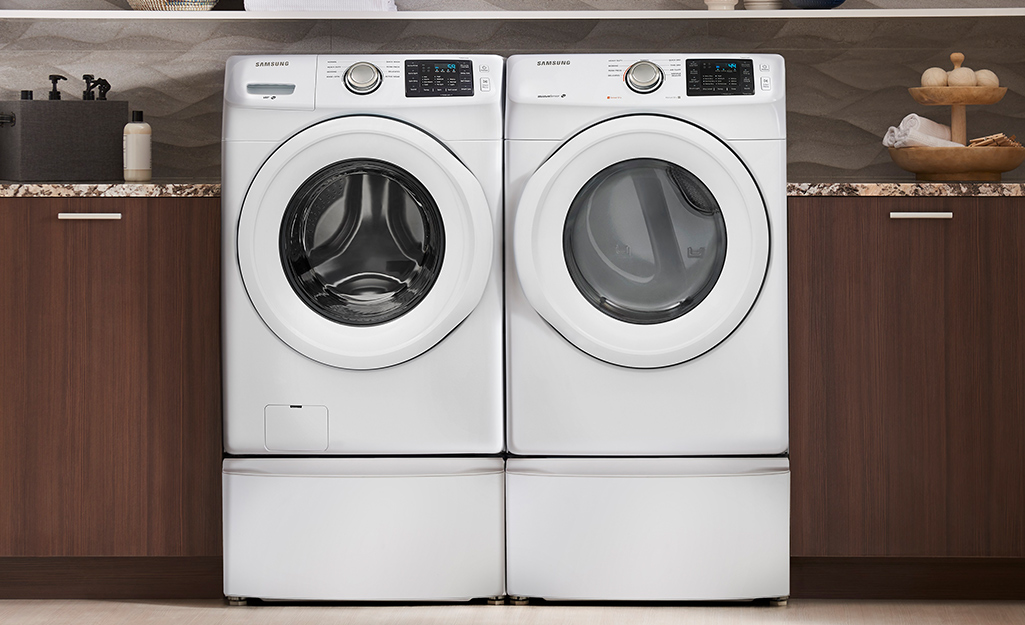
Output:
[
  {"xmin": 0, "ymin": 556, "xmax": 222, "ymax": 599},
  {"xmin": 0, "ymin": 197, "xmax": 221, "ymax": 557},
  {"xmin": 143, "ymin": 198, "xmax": 223, "ymax": 556},
  {"xmin": 790, "ymin": 196, "xmax": 1025, "ymax": 558},
  {"xmin": 943, "ymin": 198, "xmax": 1025, "ymax": 556},
  {"xmin": 790, "ymin": 197, "xmax": 947, "ymax": 557}
]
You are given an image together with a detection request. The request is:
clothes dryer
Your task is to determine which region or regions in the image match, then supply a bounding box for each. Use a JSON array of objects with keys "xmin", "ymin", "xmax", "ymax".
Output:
[
  {"xmin": 221, "ymin": 54, "xmax": 504, "ymax": 601},
  {"xmin": 504, "ymin": 54, "xmax": 789, "ymax": 601}
]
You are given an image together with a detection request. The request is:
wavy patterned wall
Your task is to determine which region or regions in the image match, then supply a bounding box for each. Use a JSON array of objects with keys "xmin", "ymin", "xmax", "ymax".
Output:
[{"xmin": 0, "ymin": 14, "xmax": 1022, "ymax": 181}]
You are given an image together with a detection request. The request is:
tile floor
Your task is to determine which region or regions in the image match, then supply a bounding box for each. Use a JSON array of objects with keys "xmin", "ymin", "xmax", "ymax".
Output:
[{"xmin": 1, "ymin": 600, "xmax": 1024, "ymax": 625}]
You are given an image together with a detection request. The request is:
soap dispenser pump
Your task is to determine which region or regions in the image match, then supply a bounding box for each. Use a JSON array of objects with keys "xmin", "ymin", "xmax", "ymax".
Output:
[
  {"xmin": 82, "ymin": 74, "xmax": 97, "ymax": 101},
  {"xmin": 48, "ymin": 74, "xmax": 66, "ymax": 100},
  {"xmin": 123, "ymin": 110, "xmax": 152, "ymax": 182}
]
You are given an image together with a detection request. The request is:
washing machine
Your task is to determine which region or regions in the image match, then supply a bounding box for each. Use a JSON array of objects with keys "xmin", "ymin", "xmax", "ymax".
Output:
[
  {"xmin": 221, "ymin": 55, "xmax": 504, "ymax": 601},
  {"xmin": 504, "ymin": 54, "xmax": 789, "ymax": 601}
]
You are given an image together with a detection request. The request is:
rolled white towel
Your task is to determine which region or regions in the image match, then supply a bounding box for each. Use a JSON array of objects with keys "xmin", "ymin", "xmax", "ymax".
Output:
[
  {"xmin": 883, "ymin": 126, "xmax": 900, "ymax": 147},
  {"xmin": 245, "ymin": 0, "xmax": 396, "ymax": 9},
  {"xmin": 898, "ymin": 113, "xmax": 951, "ymax": 142},
  {"xmin": 882, "ymin": 126, "xmax": 963, "ymax": 149}
]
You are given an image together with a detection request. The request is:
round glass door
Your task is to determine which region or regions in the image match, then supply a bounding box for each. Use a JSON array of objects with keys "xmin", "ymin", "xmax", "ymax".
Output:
[
  {"xmin": 564, "ymin": 158, "xmax": 726, "ymax": 325},
  {"xmin": 238, "ymin": 116, "xmax": 493, "ymax": 370},
  {"xmin": 280, "ymin": 159, "xmax": 445, "ymax": 327},
  {"xmin": 514, "ymin": 115, "xmax": 769, "ymax": 369}
]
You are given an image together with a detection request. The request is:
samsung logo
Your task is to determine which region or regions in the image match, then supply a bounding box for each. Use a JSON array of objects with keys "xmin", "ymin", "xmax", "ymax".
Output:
[
  {"xmin": 256, "ymin": 61, "xmax": 289, "ymax": 67},
  {"xmin": 536, "ymin": 60, "xmax": 571, "ymax": 66}
]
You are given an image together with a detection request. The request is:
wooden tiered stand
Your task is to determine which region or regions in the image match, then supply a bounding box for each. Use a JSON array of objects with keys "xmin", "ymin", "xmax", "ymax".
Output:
[{"xmin": 888, "ymin": 53, "xmax": 1025, "ymax": 181}]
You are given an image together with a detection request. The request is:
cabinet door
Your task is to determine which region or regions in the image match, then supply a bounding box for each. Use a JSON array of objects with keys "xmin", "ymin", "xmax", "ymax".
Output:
[
  {"xmin": 790, "ymin": 197, "xmax": 948, "ymax": 556},
  {"xmin": 790, "ymin": 197, "xmax": 1025, "ymax": 557},
  {"xmin": 0, "ymin": 197, "xmax": 221, "ymax": 557},
  {"xmin": 944, "ymin": 199, "xmax": 1025, "ymax": 556}
]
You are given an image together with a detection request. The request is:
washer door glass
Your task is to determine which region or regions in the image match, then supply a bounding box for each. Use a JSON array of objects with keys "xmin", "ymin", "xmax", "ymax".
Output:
[
  {"xmin": 237, "ymin": 116, "xmax": 494, "ymax": 370},
  {"xmin": 564, "ymin": 158, "xmax": 726, "ymax": 325},
  {"xmin": 281, "ymin": 159, "xmax": 445, "ymax": 327}
]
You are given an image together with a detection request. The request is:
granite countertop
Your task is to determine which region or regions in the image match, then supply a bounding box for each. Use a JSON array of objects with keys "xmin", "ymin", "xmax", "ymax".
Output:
[
  {"xmin": 2, "ymin": 182, "xmax": 1024, "ymax": 198},
  {"xmin": 0, "ymin": 183, "xmax": 220, "ymax": 198},
  {"xmin": 790, "ymin": 183, "xmax": 1025, "ymax": 197}
]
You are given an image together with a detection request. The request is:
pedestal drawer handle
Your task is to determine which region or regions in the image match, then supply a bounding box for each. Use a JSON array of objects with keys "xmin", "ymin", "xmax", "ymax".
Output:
[
  {"xmin": 57, "ymin": 213, "xmax": 122, "ymax": 220},
  {"xmin": 889, "ymin": 212, "xmax": 953, "ymax": 219}
]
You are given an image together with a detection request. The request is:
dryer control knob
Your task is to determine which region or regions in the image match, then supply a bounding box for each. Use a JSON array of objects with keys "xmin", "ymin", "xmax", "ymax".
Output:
[
  {"xmin": 625, "ymin": 61, "xmax": 664, "ymax": 94},
  {"xmin": 344, "ymin": 62, "xmax": 383, "ymax": 95}
]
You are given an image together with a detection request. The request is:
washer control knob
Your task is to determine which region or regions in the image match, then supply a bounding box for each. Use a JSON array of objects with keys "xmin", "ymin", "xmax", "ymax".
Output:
[
  {"xmin": 344, "ymin": 62, "xmax": 382, "ymax": 95},
  {"xmin": 625, "ymin": 60, "xmax": 664, "ymax": 94}
]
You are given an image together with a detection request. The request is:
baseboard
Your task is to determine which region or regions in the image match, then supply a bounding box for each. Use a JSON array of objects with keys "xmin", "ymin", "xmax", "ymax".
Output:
[
  {"xmin": 2, "ymin": 555, "xmax": 1023, "ymax": 600},
  {"xmin": 792, "ymin": 557, "xmax": 1025, "ymax": 599},
  {"xmin": 0, "ymin": 556, "xmax": 223, "ymax": 599}
]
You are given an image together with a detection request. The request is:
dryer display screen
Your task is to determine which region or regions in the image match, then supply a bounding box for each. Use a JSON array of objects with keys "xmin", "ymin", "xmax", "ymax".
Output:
[
  {"xmin": 686, "ymin": 59, "xmax": 755, "ymax": 96},
  {"xmin": 405, "ymin": 60, "xmax": 474, "ymax": 97}
]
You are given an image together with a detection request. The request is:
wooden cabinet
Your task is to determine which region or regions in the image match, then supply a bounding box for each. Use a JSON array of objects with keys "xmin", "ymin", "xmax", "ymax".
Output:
[
  {"xmin": 789, "ymin": 196, "xmax": 1025, "ymax": 559},
  {"xmin": 0, "ymin": 197, "xmax": 222, "ymax": 597}
]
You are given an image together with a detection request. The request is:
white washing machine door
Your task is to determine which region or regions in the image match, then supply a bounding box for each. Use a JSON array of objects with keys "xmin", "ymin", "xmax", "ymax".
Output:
[
  {"xmin": 514, "ymin": 115, "xmax": 769, "ymax": 369},
  {"xmin": 238, "ymin": 116, "xmax": 493, "ymax": 370}
]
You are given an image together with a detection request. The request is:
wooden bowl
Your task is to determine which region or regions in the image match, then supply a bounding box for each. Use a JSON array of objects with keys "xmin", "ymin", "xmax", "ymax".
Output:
[
  {"xmin": 909, "ymin": 87, "xmax": 1006, "ymax": 106},
  {"xmin": 888, "ymin": 146, "xmax": 1025, "ymax": 181}
]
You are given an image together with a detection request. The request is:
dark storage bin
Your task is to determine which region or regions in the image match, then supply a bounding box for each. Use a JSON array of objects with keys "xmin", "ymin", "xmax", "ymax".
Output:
[{"xmin": 0, "ymin": 100, "xmax": 129, "ymax": 182}]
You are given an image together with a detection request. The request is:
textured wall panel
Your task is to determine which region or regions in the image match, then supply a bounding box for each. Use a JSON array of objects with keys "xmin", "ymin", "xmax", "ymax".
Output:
[{"xmin": 0, "ymin": 14, "xmax": 1022, "ymax": 181}]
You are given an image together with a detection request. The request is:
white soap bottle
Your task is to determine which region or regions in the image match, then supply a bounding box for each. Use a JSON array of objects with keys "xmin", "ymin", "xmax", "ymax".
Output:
[{"xmin": 123, "ymin": 110, "xmax": 152, "ymax": 182}]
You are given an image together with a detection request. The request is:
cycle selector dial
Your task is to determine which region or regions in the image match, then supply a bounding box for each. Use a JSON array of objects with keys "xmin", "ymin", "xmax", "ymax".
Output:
[
  {"xmin": 344, "ymin": 62, "xmax": 383, "ymax": 95},
  {"xmin": 625, "ymin": 61, "xmax": 664, "ymax": 94}
]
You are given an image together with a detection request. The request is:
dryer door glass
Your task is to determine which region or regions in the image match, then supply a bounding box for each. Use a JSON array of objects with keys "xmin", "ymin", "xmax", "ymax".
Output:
[
  {"xmin": 563, "ymin": 159, "xmax": 726, "ymax": 325},
  {"xmin": 280, "ymin": 159, "xmax": 445, "ymax": 326}
]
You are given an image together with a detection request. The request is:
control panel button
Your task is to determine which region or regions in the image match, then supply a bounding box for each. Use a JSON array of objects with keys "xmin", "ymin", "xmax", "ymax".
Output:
[
  {"xmin": 480, "ymin": 64, "xmax": 490, "ymax": 73},
  {"xmin": 480, "ymin": 77, "xmax": 491, "ymax": 92},
  {"xmin": 344, "ymin": 62, "xmax": 382, "ymax": 95},
  {"xmin": 625, "ymin": 60, "xmax": 664, "ymax": 94},
  {"xmin": 759, "ymin": 63, "xmax": 770, "ymax": 72},
  {"xmin": 760, "ymin": 76, "xmax": 771, "ymax": 91}
]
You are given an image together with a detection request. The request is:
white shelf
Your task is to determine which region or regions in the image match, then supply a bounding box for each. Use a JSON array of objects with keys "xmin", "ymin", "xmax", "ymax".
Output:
[{"xmin": 3, "ymin": 7, "xmax": 1025, "ymax": 20}]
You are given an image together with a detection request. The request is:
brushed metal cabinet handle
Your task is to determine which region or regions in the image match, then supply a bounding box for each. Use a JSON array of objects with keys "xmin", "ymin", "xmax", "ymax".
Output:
[
  {"xmin": 889, "ymin": 212, "xmax": 953, "ymax": 219},
  {"xmin": 57, "ymin": 213, "xmax": 122, "ymax": 220}
]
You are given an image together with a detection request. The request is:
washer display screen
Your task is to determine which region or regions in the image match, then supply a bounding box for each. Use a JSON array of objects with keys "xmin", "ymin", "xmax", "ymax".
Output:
[{"xmin": 405, "ymin": 60, "xmax": 474, "ymax": 97}]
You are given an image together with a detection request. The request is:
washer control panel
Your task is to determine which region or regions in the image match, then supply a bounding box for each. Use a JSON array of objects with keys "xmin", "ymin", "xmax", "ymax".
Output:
[
  {"xmin": 405, "ymin": 59, "xmax": 474, "ymax": 97},
  {"xmin": 686, "ymin": 59, "xmax": 755, "ymax": 96}
]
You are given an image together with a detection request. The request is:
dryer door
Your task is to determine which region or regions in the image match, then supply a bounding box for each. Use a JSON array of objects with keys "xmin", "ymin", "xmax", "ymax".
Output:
[
  {"xmin": 238, "ymin": 116, "xmax": 493, "ymax": 370},
  {"xmin": 514, "ymin": 115, "xmax": 769, "ymax": 369}
]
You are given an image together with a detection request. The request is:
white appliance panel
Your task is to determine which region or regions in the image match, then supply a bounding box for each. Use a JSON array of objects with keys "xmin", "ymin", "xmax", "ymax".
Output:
[
  {"xmin": 222, "ymin": 55, "xmax": 505, "ymax": 456},
  {"xmin": 505, "ymin": 54, "xmax": 785, "ymax": 142},
  {"xmin": 223, "ymin": 458, "xmax": 505, "ymax": 601},
  {"xmin": 506, "ymin": 139, "xmax": 787, "ymax": 455},
  {"xmin": 224, "ymin": 139, "xmax": 504, "ymax": 455},
  {"xmin": 505, "ymin": 458, "xmax": 790, "ymax": 601}
]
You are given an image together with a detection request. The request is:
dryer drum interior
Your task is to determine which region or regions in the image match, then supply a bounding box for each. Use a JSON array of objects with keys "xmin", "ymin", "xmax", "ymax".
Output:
[{"xmin": 563, "ymin": 158, "xmax": 726, "ymax": 325}]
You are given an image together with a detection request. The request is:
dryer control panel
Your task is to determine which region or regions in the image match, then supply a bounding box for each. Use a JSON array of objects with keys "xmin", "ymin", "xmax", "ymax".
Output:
[{"xmin": 686, "ymin": 59, "xmax": 755, "ymax": 96}]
